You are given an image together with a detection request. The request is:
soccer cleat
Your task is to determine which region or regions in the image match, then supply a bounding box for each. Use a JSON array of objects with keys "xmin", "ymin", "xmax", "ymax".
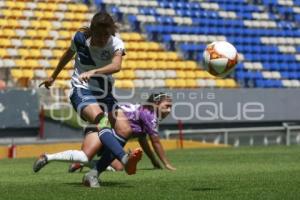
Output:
[
  {"xmin": 33, "ymin": 154, "xmax": 48, "ymax": 173},
  {"xmin": 82, "ymin": 172, "xmax": 100, "ymax": 188},
  {"xmin": 68, "ymin": 162, "xmax": 84, "ymax": 173},
  {"xmin": 124, "ymin": 148, "xmax": 143, "ymax": 175}
]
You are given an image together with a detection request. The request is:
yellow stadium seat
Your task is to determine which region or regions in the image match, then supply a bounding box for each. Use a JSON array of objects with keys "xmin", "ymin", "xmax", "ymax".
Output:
[
  {"xmin": 54, "ymin": 80, "xmax": 69, "ymax": 88},
  {"xmin": 30, "ymin": 49, "xmax": 42, "ymax": 58},
  {"xmin": 176, "ymin": 70, "xmax": 186, "ymax": 78},
  {"xmin": 139, "ymin": 42, "xmax": 149, "ymax": 50},
  {"xmin": 46, "ymin": 69, "xmax": 53, "ymax": 76},
  {"xmin": 58, "ymin": 70, "xmax": 70, "ymax": 79},
  {"xmin": 149, "ymin": 42, "xmax": 161, "ymax": 51},
  {"xmin": 72, "ymin": 22, "xmax": 82, "ymax": 29},
  {"xmin": 34, "ymin": 11, "xmax": 44, "ymax": 19},
  {"xmin": 131, "ymin": 33, "xmax": 143, "ymax": 41},
  {"xmin": 115, "ymin": 80, "xmax": 134, "ymax": 88},
  {"xmin": 176, "ymin": 79, "xmax": 187, "ymax": 88},
  {"xmin": 11, "ymin": 69, "xmax": 23, "ymax": 79},
  {"xmin": 77, "ymin": 4, "xmax": 88, "ymax": 12},
  {"xmin": 44, "ymin": 12, "xmax": 55, "ymax": 20},
  {"xmin": 73, "ymin": 14, "xmax": 86, "ymax": 21},
  {"xmin": 47, "ymin": 4, "xmax": 58, "ymax": 11},
  {"xmin": 39, "ymin": 20, "xmax": 51, "ymax": 29},
  {"xmin": 67, "ymin": 4, "xmax": 78, "ymax": 12},
  {"xmin": 126, "ymin": 52, "xmax": 139, "ymax": 60},
  {"xmin": 165, "ymin": 61, "xmax": 176, "ymax": 69},
  {"xmin": 18, "ymin": 49, "xmax": 30, "ymax": 58},
  {"xmin": 30, "ymin": 20, "xmax": 41, "ymax": 28},
  {"xmin": 49, "ymin": 60, "xmax": 59, "ymax": 68},
  {"xmin": 28, "ymin": 59, "xmax": 40, "ymax": 68},
  {"xmin": 3, "ymin": 9, "xmax": 13, "ymax": 18},
  {"xmin": 16, "ymin": 2, "xmax": 26, "ymax": 9},
  {"xmin": 146, "ymin": 61, "xmax": 158, "ymax": 69},
  {"xmin": 156, "ymin": 61, "xmax": 167, "ymax": 69},
  {"xmin": 37, "ymin": 2, "xmax": 48, "ymax": 10},
  {"xmin": 15, "ymin": 59, "xmax": 26, "ymax": 68},
  {"xmin": 3, "ymin": 29, "xmax": 15, "ymax": 37},
  {"xmin": 136, "ymin": 61, "xmax": 147, "ymax": 69},
  {"xmin": 185, "ymin": 70, "xmax": 196, "ymax": 78},
  {"xmin": 120, "ymin": 33, "xmax": 130, "ymax": 41},
  {"xmin": 224, "ymin": 79, "xmax": 238, "ymax": 88},
  {"xmin": 26, "ymin": 29, "xmax": 38, "ymax": 38},
  {"xmin": 123, "ymin": 70, "xmax": 135, "ymax": 79},
  {"xmin": 14, "ymin": 10, "xmax": 23, "ymax": 18},
  {"xmin": 65, "ymin": 12, "xmax": 75, "ymax": 20},
  {"xmin": 175, "ymin": 61, "xmax": 186, "ymax": 69},
  {"xmin": 53, "ymin": 49, "xmax": 63, "ymax": 57},
  {"xmin": 1, "ymin": 39, "xmax": 11, "ymax": 47},
  {"xmin": 157, "ymin": 52, "xmax": 169, "ymax": 60},
  {"xmin": 185, "ymin": 79, "xmax": 197, "ymax": 88},
  {"xmin": 122, "ymin": 61, "xmax": 129, "ymax": 69},
  {"xmin": 62, "ymin": 21, "xmax": 73, "ymax": 30},
  {"xmin": 6, "ymin": 19, "xmax": 19, "ymax": 28},
  {"xmin": 0, "ymin": 49, "xmax": 8, "ymax": 57},
  {"xmin": 195, "ymin": 70, "xmax": 206, "ymax": 78},
  {"xmin": 167, "ymin": 52, "xmax": 180, "ymax": 60},
  {"xmin": 147, "ymin": 52, "xmax": 158, "ymax": 60},
  {"xmin": 5, "ymin": 1, "xmax": 16, "ymax": 8},
  {"xmin": 37, "ymin": 30, "xmax": 49, "ymax": 38},
  {"xmin": 165, "ymin": 79, "xmax": 176, "ymax": 88},
  {"xmin": 58, "ymin": 30, "xmax": 71, "ymax": 39},
  {"xmin": 23, "ymin": 70, "xmax": 34, "ymax": 79},
  {"xmin": 0, "ymin": 19, "xmax": 8, "ymax": 27},
  {"xmin": 215, "ymin": 79, "xmax": 226, "ymax": 88},
  {"xmin": 22, "ymin": 39, "xmax": 34, "ymax": 47},
  {"xmin": 56, "ymin": 40, "xmax": 68, "ymax": 49},
  {"xmin": 113, "ymin": 71, "xmax": 124, "ymax": 79},
  {"xmin": 185, "ymin": 61, "xmax": 198, "ymax": 69}
]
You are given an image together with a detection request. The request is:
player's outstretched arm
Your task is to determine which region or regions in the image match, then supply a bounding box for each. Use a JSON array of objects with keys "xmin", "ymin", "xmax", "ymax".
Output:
[
  {"xmin": 149, "ymin": 134, "xmax": 176, "ymax": 171},
  {"xmin": 39, "ymin": 47, "xmax": 75, "ymax": 89},
  {"xmin": 79, "ymin": 50, "xmax": 123, "ymax": 83},
  {"xmin": 138, "ymin": 135, "xmax": 162, "ymax": 169}
]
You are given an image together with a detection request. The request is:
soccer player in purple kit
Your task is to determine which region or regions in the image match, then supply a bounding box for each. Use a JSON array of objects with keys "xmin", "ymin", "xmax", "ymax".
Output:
[
  {"xmin": 83, "ymin": 92, "xmax": 176, "ymax": 187},
  {"xmin": 33, "ymin": 92, "xmax": 176, "ymax": 188}
]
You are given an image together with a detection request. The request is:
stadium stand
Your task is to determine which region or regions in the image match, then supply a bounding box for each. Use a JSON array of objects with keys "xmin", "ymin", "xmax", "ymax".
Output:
[
  {"xmin": 96, "ymin": 0, "xmax": 300, "ymax": 88},
  {"xmin": 0, "ymin": 0, "xmax": 237, "ymax": 93},
  {"xmin": 0, "ymin": 0, "xmax": 299, "ymax": 92}
]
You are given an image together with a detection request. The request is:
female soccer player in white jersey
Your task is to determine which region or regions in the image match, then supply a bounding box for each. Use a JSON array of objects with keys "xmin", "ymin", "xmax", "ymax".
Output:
[{"xmin": 37, "ymin": 11, "xmax": 142, "ymax": 175}]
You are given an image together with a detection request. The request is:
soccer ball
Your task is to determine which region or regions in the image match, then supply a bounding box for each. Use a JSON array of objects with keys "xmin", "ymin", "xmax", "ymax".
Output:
[{"xmin": 202, "ymin": 41, "xmax": 238, "ymax": 78}]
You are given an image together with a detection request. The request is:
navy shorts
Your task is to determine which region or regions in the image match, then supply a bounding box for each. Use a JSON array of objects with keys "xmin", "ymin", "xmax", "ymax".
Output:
[{"xmin": 69, "ymin": 87, "xmax": 118, "ymax": 116}]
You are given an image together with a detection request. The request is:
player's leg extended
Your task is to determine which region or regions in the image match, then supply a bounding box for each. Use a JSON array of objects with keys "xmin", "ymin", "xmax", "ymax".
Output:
[{"xmin": 33, "ymin": 132, "xmax": 102, "ymax": 173}]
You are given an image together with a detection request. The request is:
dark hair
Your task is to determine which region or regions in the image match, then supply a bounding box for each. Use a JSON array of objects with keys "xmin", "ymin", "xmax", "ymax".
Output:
[
  {"xmin": 147, "ymin": 92, "xmax": 172, "ymax": 104},
  {"xmin": 79, "ymin": 11, "xmax": 118, "ymax": 38},
  {"xmin": 143, "ymin": 92, "xmax": 172, "ymax": 112}
]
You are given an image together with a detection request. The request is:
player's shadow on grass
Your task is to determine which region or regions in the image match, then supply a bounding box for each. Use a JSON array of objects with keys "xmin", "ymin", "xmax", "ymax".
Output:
[
  {"xmin": 64, "ymin": 181, "xmax": 133, "ymax": 188},
  {"xmin": 190, "ymin": 187, "xmax": 221, "ymax": 192}
]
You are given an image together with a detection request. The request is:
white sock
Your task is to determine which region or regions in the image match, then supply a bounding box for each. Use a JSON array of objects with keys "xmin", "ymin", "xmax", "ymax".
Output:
[{"xmin": 46, "ymin": 150, "xmax": 89, "ymax": 163}]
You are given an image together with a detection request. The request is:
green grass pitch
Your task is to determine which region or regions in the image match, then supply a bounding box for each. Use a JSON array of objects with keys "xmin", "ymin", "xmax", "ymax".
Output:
[{"xmin": 1, "ymin": 146, "xmax": 300, "ymax": 200}]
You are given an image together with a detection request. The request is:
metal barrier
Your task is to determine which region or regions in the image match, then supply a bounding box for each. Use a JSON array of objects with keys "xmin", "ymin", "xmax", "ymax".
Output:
[{"xmin": 164, "ymin": 123, "xmax": 300, "ymax": 147}]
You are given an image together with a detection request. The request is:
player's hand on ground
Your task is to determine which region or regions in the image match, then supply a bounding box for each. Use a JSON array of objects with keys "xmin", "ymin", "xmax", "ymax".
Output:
[
  {"xmin": 79, "ymin": 70, "xmax": 95, "ymax": 83},
  {"xmin": 165, "ymin": 163, "xmax": 176, "ymax": 171},
  {"xmin": 39, "ymin": 77, "xmax": 54, "ymax": 89}
]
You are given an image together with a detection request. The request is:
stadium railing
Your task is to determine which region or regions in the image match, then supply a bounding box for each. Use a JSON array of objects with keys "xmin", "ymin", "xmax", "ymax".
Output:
[{"xmin": 164, "ymin": 123, "xmax": 300, "ymax": 147}]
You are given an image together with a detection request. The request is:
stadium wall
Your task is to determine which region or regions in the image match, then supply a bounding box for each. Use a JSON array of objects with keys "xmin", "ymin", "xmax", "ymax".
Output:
[
  {"xmin": 115, "ymin": 88, "xmax": 300, "ymax": 124},
  {"xmin": 0, "ymin": 89, "xmax": 40, "ymax": 137}
]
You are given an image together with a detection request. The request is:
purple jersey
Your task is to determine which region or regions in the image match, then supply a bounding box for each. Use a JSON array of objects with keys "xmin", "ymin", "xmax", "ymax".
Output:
[{"xmin": 119, "ymin": 104, "xmax": 158, "ymax": 136}]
